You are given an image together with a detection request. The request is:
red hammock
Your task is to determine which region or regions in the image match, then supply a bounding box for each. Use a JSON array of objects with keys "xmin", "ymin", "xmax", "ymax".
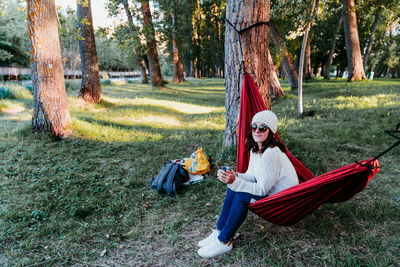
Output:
[{"xmin": 236, "ymin": 74, "xmax": 379, "ymax": 226}]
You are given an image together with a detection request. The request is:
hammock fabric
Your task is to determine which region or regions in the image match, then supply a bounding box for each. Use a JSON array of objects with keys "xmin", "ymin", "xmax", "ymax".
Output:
[{"xmin": 236, "ymin": 74, "xmax": 379, "ymax": 226}]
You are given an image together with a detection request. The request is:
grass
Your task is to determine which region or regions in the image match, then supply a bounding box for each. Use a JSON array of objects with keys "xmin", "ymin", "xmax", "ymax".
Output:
[{"xmin": 0, "ymin": 77, "xmax": 399, "ymax": 266}]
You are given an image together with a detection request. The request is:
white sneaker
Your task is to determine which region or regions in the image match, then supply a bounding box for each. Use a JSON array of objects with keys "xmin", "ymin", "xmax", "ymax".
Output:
[
  {"xmin": 198, "ymin": 229, "xmax": 219, "ymax": 247},
  {"xmin": 197, "ymin": 239, "xmax": 233, "ymax": 258}
]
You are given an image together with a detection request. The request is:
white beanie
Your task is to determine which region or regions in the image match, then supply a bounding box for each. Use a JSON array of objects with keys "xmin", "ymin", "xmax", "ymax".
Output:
[{"xmin": 251, "ymin": 110, "xmax": 278, "ymax": 134}]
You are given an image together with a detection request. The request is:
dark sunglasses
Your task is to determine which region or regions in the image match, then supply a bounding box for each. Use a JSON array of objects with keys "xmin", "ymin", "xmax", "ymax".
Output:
[{"xmin": 250, "ymin": 123, "xmax": 268, "ymax": 133}]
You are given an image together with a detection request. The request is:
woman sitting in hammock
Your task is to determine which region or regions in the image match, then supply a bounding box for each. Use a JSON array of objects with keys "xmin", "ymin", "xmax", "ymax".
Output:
[{"xmin": 198, "ymin": 110, "xmax": 299, "ymax": 258}]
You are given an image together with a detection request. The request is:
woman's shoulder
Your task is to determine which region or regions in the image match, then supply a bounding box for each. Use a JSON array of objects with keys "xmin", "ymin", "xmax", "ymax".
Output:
[{"xmin": 264, "ymin": 146, "xmax": 282, "ymax": 155}]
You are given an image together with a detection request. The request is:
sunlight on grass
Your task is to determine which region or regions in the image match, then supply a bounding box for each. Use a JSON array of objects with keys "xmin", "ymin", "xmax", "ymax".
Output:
[
  {"xmin": 102, "ymin": 96, "xmax": 223, "ymax": 115},
  {"xmin": 333, "ymin": 94, "xmax": 399, "ymax": 109},
  {"xmin": 73, "ymin": 118, "xmax": 164, "ymax": 142},
  {"xmin": 0, "ymin": 99, "xmax": 26, "ymax": 114}
]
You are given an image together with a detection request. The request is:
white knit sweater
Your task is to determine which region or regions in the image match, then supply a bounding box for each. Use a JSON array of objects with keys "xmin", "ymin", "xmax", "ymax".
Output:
[{"xmin": 228, "ymin": 147, "xmax": 298, "ymax": 196}]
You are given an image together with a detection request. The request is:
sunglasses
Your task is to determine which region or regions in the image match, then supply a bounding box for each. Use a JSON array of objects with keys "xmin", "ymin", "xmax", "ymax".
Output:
[{"xmin": 250, "ymin": 124, "xmax": 269, "ymax": 133}]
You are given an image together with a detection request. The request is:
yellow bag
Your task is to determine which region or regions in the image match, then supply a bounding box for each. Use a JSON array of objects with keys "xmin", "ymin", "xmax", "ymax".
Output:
[{"xmin": 184, "ymin": 147, "xmax": 211, "ymax": 175}]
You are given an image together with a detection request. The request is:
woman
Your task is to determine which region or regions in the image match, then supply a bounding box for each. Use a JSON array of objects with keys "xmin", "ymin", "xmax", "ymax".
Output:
[{"xmin": 197, "ymin": 110, "xmax": 299, "ymax": 258}]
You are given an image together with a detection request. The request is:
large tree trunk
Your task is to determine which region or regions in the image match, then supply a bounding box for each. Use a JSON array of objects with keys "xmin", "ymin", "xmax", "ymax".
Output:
[
  {"xmin": 304, "ymin": 35, "xmax": 312, "ymax": 80},
  {"xmin": 172, "ymin": 12, "xmax": 185, "ymax": 83},
  {"xmin": 77, "ymin": 0, "xmax": 101, "ymax": 103},
  {"xmin": 363, "ymin": 7, "xmax": 382, "ymax": 72},
  {"xmin": 341, "ymin": 0, "xmax": 366, "ymax": 81},
  {"xmin": 139, "ymin": 0, "xmax": 165, "ymax": 87},
  {"xmin": 27, "ymin": 0, "xmax": 72, "ymax": 137},
  {"xmin": 223, "ymin": 0, "xmax": 271, "ymax": 147},
  {"xmin": 267, "ymin": 49, "xmax": 284, "ymax": 99},
  {"xmin": 122, "ymin": 0, "xmax": 148, "ymax": 84},
  {"xmin": 269, "ymin": 21, "xmax": 298, "ymax": 90},
  {"xmin": 324, "ymin": 11, "xmax": 343, "ymax": 79}
]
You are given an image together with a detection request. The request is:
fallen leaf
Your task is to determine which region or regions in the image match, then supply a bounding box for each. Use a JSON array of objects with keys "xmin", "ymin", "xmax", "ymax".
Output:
[{"xmin": 100, "ymin": 249, "xmax": 107, "ymax": 257}]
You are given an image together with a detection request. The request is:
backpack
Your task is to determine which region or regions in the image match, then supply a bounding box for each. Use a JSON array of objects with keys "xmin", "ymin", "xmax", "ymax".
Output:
[{"xmin": 150, "ymin": 161, "xmax": 189, "ymax": 196}]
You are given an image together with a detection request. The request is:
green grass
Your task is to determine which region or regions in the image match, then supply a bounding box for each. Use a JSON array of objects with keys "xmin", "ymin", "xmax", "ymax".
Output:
[{"xmin": 0, "ymin": 77, "xmax": 399, "ymax": 266}]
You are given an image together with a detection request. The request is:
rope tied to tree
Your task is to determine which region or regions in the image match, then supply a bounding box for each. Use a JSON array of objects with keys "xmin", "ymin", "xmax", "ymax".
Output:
[
  {"xmin": 225, "ymin": 18, "xmax": 270, "ymax": 76},
  {"xmin": 225, "ymin": 18, "xmax": 270, "ymax": 138}
]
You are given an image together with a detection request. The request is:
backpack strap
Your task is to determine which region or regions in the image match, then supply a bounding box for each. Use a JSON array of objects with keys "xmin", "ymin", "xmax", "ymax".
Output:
[
  {"xmin": 165, "ymin": 163, "xmax": 180, "ymax": 196},
  {"xmin": 151, "ymin": 162, "xmax": 174, "ymax": 191}
]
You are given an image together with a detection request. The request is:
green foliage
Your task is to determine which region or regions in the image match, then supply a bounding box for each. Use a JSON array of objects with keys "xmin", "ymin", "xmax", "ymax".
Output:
[
  {"xmin": 0, "ymin": 0, "xmax": 29, "ymax": 67},
  {"xmin": 17, "ymin": 74, "xmax": 30, "ymax": 81},
  {"xmin": 65, "ymin": 80, "xmax": 81, "ymax": 91},
  {"xmin": 0, "ymin": 83, "xmax": 32, "ymax": 100}
]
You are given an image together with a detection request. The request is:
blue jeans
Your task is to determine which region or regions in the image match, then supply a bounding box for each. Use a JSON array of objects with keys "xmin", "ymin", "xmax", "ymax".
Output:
[{"xmin": 216, "ymin": 188, "xmax": 264, "ymax": 243}]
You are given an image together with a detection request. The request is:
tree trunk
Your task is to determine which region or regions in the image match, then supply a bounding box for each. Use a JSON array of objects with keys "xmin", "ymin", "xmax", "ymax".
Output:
[
  {"xmin": 269, "ymin": 21, "xmax": 298, "ymax": 90},
  {"xmin": 298, "ymin": 0, "xmax": 317, "ymax": 117},
  {"xmin": 341, "ymin": 0, "xmax": 366, "ymax": 81},
  {"xmin": 172, "ymin": 12, "xmax": 185, "ymax": 83},
  {"xmin": 363, "ymin": 7, "xmax": 382, "ymax": 72},
  {"xmin": 27, "ymin": 0, "xmax": 72, "ymax": 137},
  {"xmin": 139, "ymin": 0, "xmax": 165, "ymax": 87},
  {"xmin": 77, "ymin": 0, "xmax": 101, "ymax": 103},
  {"xmin": 137, "ymin": 54, "xmax": 148, "ymax": 83},
  {"xmin": 224, "ymin": 0, "xmax": 271, "ymax": 147},
  {"xmin": 324, "ymin": 11, "xmax": 343, "ymax": 79},
  {"xmin": 267, "ymin": 49, "xmax": 284, "ymax": 99},
  {"xmin": 304, "ymin": 35, "xmax": 312, "ymax": 80},
  {"xmin": 194, "ymin": 0, "xmax": 202, "ymax": 78},
  {"xmin": 122, "ymin": 0, "xmax": 148, "ymax": 84},
  {"xmin": 315, "ymin": 61, "xmax": 322, "ymax": 77}
]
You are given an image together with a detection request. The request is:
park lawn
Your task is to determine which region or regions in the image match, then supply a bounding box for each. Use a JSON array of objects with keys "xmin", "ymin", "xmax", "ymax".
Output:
[{"xmin": 0, "ymin": 77, "xmax": 399, "ymax": 266}]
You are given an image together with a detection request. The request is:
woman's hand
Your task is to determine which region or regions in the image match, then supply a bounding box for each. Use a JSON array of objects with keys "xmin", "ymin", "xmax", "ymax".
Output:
[{"xmin": 217, "ymin": 169, "xmax": 237, "ymax": 184}]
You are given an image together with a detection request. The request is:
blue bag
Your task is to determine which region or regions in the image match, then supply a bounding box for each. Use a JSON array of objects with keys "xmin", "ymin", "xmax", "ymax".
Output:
[{"xmin": 150, "ymin": 161, "xmax": 189, "ymax": 196}]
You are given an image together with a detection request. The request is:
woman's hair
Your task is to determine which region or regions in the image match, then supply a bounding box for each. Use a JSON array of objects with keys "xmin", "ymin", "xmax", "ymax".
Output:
[{"xmin": 245, "ymin": 128, "xmax": 286, "ymax": 154}]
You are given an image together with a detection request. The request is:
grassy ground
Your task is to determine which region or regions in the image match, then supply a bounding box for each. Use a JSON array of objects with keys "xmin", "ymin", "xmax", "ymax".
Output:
[{"xmin": 0, "ymin": 77, "xmax": 399, "ymax": 266}]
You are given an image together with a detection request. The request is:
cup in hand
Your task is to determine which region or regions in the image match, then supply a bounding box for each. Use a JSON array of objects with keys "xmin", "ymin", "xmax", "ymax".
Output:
[{"xmin": 219, "ymin": 166, "xmax": 231, "ymax": 171}]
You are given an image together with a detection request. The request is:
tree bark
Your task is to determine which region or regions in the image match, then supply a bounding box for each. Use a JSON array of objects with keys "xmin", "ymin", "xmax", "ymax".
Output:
[
  {"xmin": 269, "ymin": 21, "xmax": 298, "ymax": 90},
  {"xmin": 267, "ymin": 49, "xmax": 284, "ymax": 99},
  {"xmin": 137, "ymin": 54, "xmax": 148, "ymax": 83},
  {"xmin": 224, "ymin": 0, "xmax": 271, "ymax": 147},
  {"xmin": 304, "ymin": 35, "xmax": 312, "ymax": 80},
  {"xmin": 341, "ymin": 0, "xmax": 366, "ymax": 81},
  {"xmin": 324, "ymin": 11, "xmax": 343, "ymax": 79},
  {"xmin": 27, "ymin": 0, "xmax": 72, "ymax": 137},
  {"xmin": 122, "ymin": 0, "xmax": 148, "ymax": 84},
  {"xmin": 77, "ymin": 0, "xmax": 101, "ymax": 103},
  {"xmin": 172, "ymin": 12, "xmax": 185, "ymax": 83},
  {"xmin": 139, "ymin": 0, "xmax": 165, "ymax": 87},
  {"xmin": 194, "ymin": 0, "xmax": 202, "ymax": 78},
  {"xmin": 363, "ymin": 7, "xmax": 382, "ymax": 72}
]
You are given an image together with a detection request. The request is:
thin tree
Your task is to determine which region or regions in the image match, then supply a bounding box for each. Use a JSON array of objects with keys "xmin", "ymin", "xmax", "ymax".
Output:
[
  {"xmin": 121, "ymin": 0, "xmax": 148, "ymax": 84},
  {"xmin": 224, "ymin": 0, "xmax": 271, "ymax": 147},
  {"xmin": 267, "ymin": 49, "xmax": 284, "ymax": 99},
  {"xmin": 77, "ymin": 0, "xmax": 101, "ymax": 103},
  {"xmin": 298, "ymin": 0, "xmax": 317, "ymax": 117},
  {"xmin": 269, "ymin": 21, "xmax": 298, "ymax": 90},
  {"xmin": 172, "ymin": 11, "xmax": 185, "ymax": 83},
  {"xmin": 139, "ymin": 0, "xmax": 165, "ymax": 87},
  {"xmin": 324, "ymin": 10, "xmax": 344, "ymax": 79},
  {"xmin": 341, "ymin": 0, "xmax": 367, "ymax": 81},
  {"xmin": 27, "ymin": 0, "xmax": 72, "ymax": 137},
  {"xmin": 363, "ymin": 6, "xmax": 382, "ymax": 72},
  {"xmin": 304, "ymin": 35, "xmax": 313, "ymax": 79}
]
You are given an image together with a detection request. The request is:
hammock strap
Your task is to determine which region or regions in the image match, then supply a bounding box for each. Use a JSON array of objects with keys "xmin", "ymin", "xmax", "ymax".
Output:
[
  {"xmin": 356, "ymin": 123, "xmax": 400, "ymax": 168},
  {"xmin": 225, "ymin": 19, "xmax": 270, "ymax": 75}
]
